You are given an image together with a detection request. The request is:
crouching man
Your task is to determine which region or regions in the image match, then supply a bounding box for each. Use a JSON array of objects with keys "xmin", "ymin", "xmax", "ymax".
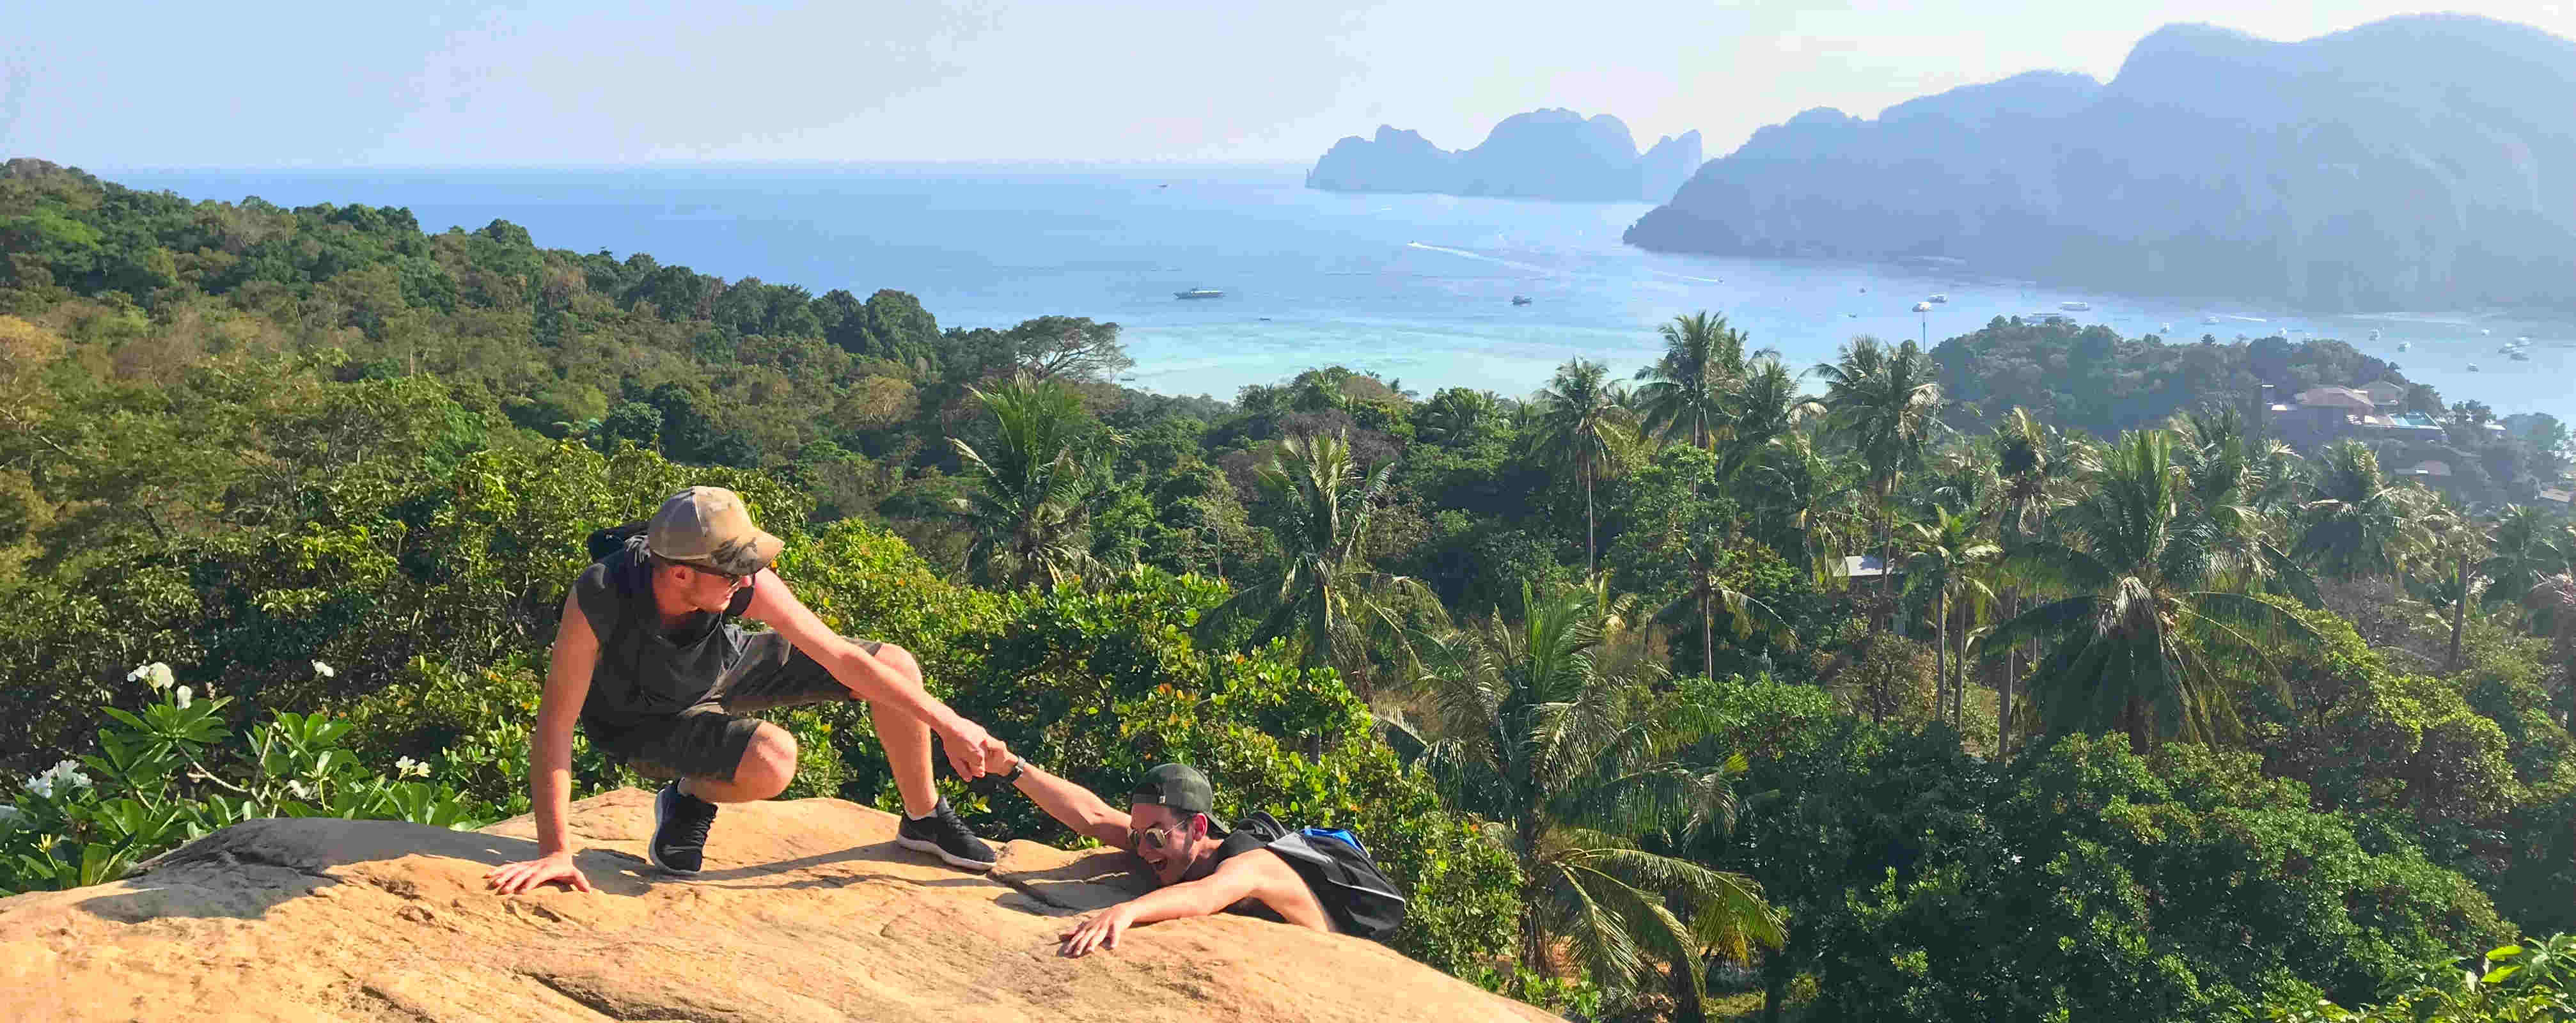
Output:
[{"xmin": 996, "ymin": 758, "xmax": 1406, "ymax": 956}]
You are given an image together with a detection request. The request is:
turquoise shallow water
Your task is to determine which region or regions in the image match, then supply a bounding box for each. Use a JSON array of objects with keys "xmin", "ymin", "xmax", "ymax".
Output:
[{"xmin": 106, "ymin": 163, "xmax": 2576, "ymax": 419}]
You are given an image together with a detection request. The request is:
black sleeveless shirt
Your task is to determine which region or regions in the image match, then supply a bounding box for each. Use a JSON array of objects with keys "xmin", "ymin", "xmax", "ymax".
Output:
[{"xmin": 572, "ymin": 540, "xmax": 752, "ymax": 724}]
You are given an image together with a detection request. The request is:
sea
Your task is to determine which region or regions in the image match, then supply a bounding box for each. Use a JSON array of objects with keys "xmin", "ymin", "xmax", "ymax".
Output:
[{"xmin": 102, "ymin": 162, "xmax": 2576, "ymax": 422}]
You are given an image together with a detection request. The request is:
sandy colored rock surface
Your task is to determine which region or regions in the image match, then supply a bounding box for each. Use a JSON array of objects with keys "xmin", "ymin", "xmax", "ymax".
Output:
[{"xmin": 0, "ymin": 788, "xmax": 1552, "ymax": 1022}]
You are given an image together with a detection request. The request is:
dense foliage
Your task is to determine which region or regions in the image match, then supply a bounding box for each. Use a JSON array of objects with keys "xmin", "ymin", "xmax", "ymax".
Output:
[{"xmin": 8, "ymin": 157, "xmax": 2576, "ymax": 1021}]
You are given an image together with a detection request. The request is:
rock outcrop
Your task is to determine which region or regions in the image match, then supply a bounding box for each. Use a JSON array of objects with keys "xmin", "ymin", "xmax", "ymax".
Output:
[
  {"xmin": 1624, "ymin": 14, "xmax": 2576, "ymax": 311},
  {"xmin": 0, "ymin": 788, "xmax": 1552, "ymax": 1022},
  {"xmin": 1308, "ymin": 109, "xmax": 1702, "ymax": 202}
]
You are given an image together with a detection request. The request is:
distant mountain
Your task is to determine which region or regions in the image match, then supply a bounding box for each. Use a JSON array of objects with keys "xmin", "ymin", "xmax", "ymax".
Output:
[
  {"xmin": 1307, "ymin": 109, "xmax": 1702, "ymax": 203},
  {"xmin": 1623, "ymin": 15, "xmax": 2576, "ymax": 312}
]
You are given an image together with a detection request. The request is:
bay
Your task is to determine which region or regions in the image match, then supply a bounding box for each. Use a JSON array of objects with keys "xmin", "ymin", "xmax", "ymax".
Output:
[{"xmin": 104, "ymin": 163, "xmax": 2576, "ymax": 421}]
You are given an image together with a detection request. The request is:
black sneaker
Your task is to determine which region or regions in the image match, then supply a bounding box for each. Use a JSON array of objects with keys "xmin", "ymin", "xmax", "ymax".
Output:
[
  {"xmin": 649, "ymin": 781, "xmax": 719, "ymax": 875},
  {"xmin": 895, "ymin": 797, "xmax": 997, "ymax": 871}
]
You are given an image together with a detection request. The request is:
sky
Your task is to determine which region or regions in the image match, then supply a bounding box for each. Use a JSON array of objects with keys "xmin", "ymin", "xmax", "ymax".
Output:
[{"xmin": 5, "ymin": 1, "xmax": 2574, "ymax": 169}]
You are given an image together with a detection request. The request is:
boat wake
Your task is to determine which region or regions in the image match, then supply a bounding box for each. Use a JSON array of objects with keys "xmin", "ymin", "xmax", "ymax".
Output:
[{"xmin": 1406, "ymin": 242, "xmax": 1564, "ymax": 277}]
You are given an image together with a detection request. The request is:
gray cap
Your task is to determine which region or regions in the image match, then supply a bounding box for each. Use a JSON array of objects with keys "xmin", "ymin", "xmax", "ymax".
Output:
[{"xmin": 1131, "ymin": 763, "xmax": 1227, "ymax": 833}]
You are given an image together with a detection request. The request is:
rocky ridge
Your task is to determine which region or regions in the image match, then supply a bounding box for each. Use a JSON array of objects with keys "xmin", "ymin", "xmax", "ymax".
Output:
[{"xmin": 0, "ymin": 788, "xmax": 1552, "ymax": 1022}]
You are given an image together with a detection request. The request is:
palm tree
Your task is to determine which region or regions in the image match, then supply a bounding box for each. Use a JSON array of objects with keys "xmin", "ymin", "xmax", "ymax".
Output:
[
  {"xmin": 2483, "ymin": 504, "xmax": 2572, "ymax": 609},
  {"xmin": 1635, "ymin": 311, "xmax": 1747, "ymax": 452},
  {"xmin": 1903, "ymin": 508, "xmax": 1999, "ymax": 728},
  {"xmin": 1980, "ymin": 430, "xmax": 2317, "ymax": 753},
  {"xmin": 950, "ymin": 372, "xmax": 1108, "ymax": 591},
  {"xmin": 2418, "ymin": 500, "xmax": 2491, "ymax": 673},
  {"xmin": 1535, "ymin": 359, "xmax": 1637, "ymax": 575},
  {"xmin": 2171, "ymin": 407, "xmax": 2316, "ymax": 605},
  {"xmin": 2524, "ymin": 572, "xmax": 2576, "ymax": 730},
  {"xmin": 1983, "ymin": 407, "xmax": 2071, "ymax": 751},
  {"xmin": 1395, "ymin": 581, "xmax": 1784, "ymax": 1001},
  {"xmin": 1416, "ymin": 387, "xmax": 1502, "ymax": 445},
  {"xmin": 1718, "ymin": 356, "xmax": 1812, "ymax": 482},
  {"xmin": 1647, "ymin": 515, "xmax": 1800, "ymax": 684},
  {"xmin": 1812, "ymin": 337, "xmax": 1944, "ymax": 631},
  {"xmin": 2294, "ymin": 439, "xmax": 2433, "ymax": 584},
  {"xmin": 1202, "ymin": 429, "xmax": 1430, "ymax": 696}
]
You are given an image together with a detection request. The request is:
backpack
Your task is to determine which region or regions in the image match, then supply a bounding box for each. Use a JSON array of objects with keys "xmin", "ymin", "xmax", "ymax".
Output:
[
  {"xmin": 586, "ymin": 520, "xmax": 649, "ymax": 563},
  {"xmin": 1229, "ymin": 811, "xmax": 1408, "ymax": 942}
]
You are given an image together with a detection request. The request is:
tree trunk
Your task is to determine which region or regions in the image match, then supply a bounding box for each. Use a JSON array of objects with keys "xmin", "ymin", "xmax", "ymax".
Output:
[
  {"xmin": 2000, "ymin": 591, "xmax": 2019, "ymax": 756},
  {"xmin": 2448, "ymin": 554, "xmax": 2469, "ymax": 673},
  {"xmin": 2124, "ymin": 692, "xmax": 2149, "ymax": 755},
  {"xmin": 1516, "ymin": 879, "xmax": 1550, "ymax": 993},
  {"xmin": 1585, "ymin": 469, "xmax": 1598, "ymax": 576},
  {"xmin": 1669, "ymin": 952, "xmax": 1708, "ymax": 1023},
  {"xmin": 1702, "ymin": 586, "xmax": 1715, "ymax": 683},
  {"xmin": 1935, "ymin": 588, "xmax": 1948, "ymax": 726}
]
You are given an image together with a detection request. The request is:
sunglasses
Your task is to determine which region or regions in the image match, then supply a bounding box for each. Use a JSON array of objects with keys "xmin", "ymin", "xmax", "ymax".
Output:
[{"xmin": 1129, "ymin": 818, "xmax": 1193, "ymax": 852}]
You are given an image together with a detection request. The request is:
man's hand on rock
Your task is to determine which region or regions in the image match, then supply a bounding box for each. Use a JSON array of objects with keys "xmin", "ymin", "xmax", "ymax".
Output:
[
  {"xmin": 1059, "ymin": 903, "xmax": 1139, "ymax": 957},
  {"xmin": 485, "ymin": 850, "xmax": 593, "ymax": 895},
  {"xmin": 939, "ymin": 717, "xmax": 1007, "ymax": 779}
]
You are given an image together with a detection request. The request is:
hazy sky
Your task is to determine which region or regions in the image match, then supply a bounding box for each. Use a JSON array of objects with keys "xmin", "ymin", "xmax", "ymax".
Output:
[{"xmin": 6, "ymin": 1, "xmax": 2573, "ymax": 168}]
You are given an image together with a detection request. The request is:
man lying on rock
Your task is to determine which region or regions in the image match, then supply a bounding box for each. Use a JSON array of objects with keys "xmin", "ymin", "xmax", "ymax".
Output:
[
  {"xmin": 486, "ymin": 485, "xmax": 1013, "ymax": 894},
  {"xmin": 1000, "ymin": 760, "xmax": 1407, "ymax": 955}
]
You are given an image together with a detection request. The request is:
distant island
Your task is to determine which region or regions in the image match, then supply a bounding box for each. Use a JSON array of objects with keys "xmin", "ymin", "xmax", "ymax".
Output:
[
  {"xmin": 1307, "ymin": 109, "xmax": 1702, "ymax": 203},
  {"xmin": 1624, "ymin": 14, "xmax": 2576, "ymax": 313}
]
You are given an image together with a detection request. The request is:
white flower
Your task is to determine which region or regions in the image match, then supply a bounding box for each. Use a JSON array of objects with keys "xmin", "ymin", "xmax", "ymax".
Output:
[
  {"xmin": 311, "ymin": 660, "xmax": 336, "ymax": 679},
  {"xmin": 175, "ymin": 685, "xmax": 192, "ymax": 709},
  {"xmin": 285, "ymin": 780, "xmax": 313, "ymax": 800},
  {"xmin": 395, "ymin": 756, "xmax": 430, "ymax": 779},
  {"xmin": 24, "ymin": 760, "xmax": 92, "ymax": 800},
  {"xmin": 127, "ymin": 662, "xmax": 175, "ymax": 692}
]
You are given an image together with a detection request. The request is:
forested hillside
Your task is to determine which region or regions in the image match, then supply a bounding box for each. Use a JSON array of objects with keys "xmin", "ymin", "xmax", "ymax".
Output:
[{"xmin": 8, "ymin": 157, "xmax": 2576, "ymax": 1022}]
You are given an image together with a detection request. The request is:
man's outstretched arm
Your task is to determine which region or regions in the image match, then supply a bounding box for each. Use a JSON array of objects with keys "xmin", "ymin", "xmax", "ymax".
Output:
[
  {"xmin": 1009, "ymin": 760, "xmax": 1133, "ymax": 848},
  {"xmin": 487, "ymin": 588, "xmax": 598, "ymax": 895},
  {"xmin": 1057, "ymin": 852, "xmax": 1328, "ymax": 956},
  {"xmin": 737, "ymin": 568, "xmax": 1007, "ymax": 777}
]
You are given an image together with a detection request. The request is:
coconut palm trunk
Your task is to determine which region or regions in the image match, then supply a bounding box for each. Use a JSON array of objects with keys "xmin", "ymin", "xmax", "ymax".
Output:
[{"xmin": 2449, "ymin": 552, "xmax": 2470, "ymax": 673}]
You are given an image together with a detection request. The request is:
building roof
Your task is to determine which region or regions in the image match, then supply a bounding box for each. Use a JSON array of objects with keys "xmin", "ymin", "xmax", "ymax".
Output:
[
  {"xmin": 1841, "ymin": 554, "xmax": 1901, "ymax": 579},
  {"xmin": 2361, "ymin": 380, "xmax": 2409, "ymax": 406},
  {"xmin": 2407, "ymin": 460, "xmax": 2453, "ymax": 477},
  {"xmin": 2295, "ymin": 387, "xmax": 2376, "ymax": 412},
  {"xmin": 2542, "ymin": 488, "xmax": 2575, "ymax": 506}
]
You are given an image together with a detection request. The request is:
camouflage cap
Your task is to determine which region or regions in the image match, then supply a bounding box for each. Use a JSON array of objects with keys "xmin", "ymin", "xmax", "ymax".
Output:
[{"xmin": 645, "ymin": 486, "xmax": 783, "ymax": 577}]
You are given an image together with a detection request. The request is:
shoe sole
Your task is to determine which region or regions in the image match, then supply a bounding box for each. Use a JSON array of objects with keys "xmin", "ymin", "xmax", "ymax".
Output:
[
  {"xmin": 648, "ymin": 790, "xmax": 703, "ymax": 877},
  {"xmin": 895, "ymin": 835, "xmax": 996, "ymax": 872}
]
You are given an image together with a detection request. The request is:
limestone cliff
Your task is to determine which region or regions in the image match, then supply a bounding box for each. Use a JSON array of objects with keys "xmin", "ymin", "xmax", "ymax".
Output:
[
  {"xmin": 0, "ymin": 788, "xmax": 1553, "ymax": 1022},
  {"xmin": 1624, "ymin": 15, "xmax": 2576, "ymax": 311},
  {"xmin": 1308, "ymin": 109, "xmax": 1700, "ymax": 202}
]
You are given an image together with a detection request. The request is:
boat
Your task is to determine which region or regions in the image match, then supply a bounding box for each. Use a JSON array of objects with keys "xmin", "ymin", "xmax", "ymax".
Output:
[
  {"xmin": 2160, "ymin": 324, "xmax": 2174, "ymax": 334},
  {"xmin": 1913, "ymin": 301, "xmax": 1933, "ymax": 313},
  {"xmin": 2370, "ymin": 329, "xmax": 2382, "ymax": 341},
  {"xmin": 1174, "ymin": 288, "xmax": 1224, "ymax": 300},
  {"xmin": 1928, "ymin": 293, "xmax": 1949, "ymax": 304},
  {"xmin": 2398, "ymin": 340, "xmax": 2412, "ymax": 352},
  {"xmin": 2483, "ymin": 328, "xmax": 2494, "ymax": 336},
  {"xmin": 1511, "ymin": 295, "xmax": 1531, "ymax": 306},
  {"xmin": 2469, "ymin": 363, "xmax": 2481, "ymax": 372},
  {"xmin": 2511, "ymin": 350, "xmax": 2532, "ymax": 361},
  {"xmin": 2202, "ymin": 315, "xmax": 2221, "ymax": 325},
  {"xmin": 2060, "ymin": 301, "xmax": 2091, "ymax": 311}
]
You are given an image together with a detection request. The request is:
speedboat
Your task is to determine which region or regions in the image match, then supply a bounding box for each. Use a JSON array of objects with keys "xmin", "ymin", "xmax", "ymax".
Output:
[
  {"xmin": 2370, "ymin": 329, "xmax": 2382, "ymax": 341},
  {"xmin": 1928, "ymin": 293, "xmax": 1949, "ymax": 304},
  {"xmin": 2060, "ymin": 301, "xmax": 2091, "ymax": 311},
  {"xmin": 2201, "ymin": 315, "xmax": 2220, "ymax": 325},
  {"xmin": 2469, "ymin": 363, "xmax": 2481, "ymax": 372},
  {"xmin": 1511, "ymin": 295, "xmax": 1531, "ymax": 306},
  {"xmin": 2160, "ymin": 324, "xmax": 2174, "ymax": 333},
  {"xmin": 2511, "ymin": 350, "xmax": 2532, "ymax": 361},
  {"xmin": 1913, "ymin": 301, "xmax": 1933, "ymax": 312},
  {"xmin": 2482, "ymin": 328, "xmax": 2494, "ymax": 336},
  {"xmin": 1175, "ymin": 288, "xmax": 1224, "ymax": 300},
  {"xmin": 2398, "ymin": 340, "xmax": 2412, "ymax": 352}
]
